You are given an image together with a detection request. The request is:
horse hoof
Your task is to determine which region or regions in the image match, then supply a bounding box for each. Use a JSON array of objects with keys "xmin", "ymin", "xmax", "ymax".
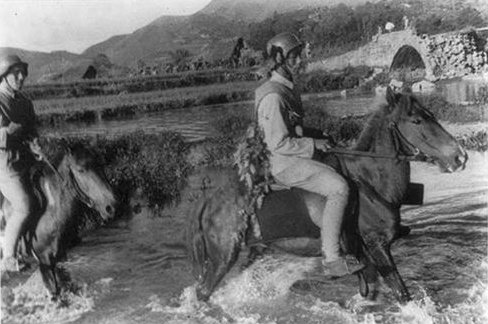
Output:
[{"xmin": 358, "ymin": 272, "xmax": 368, "ymax": 297}]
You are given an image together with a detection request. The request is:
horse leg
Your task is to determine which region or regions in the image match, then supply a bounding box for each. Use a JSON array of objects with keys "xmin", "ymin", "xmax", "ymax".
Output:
[
  {"xmin": 242, "ymin": 244, "xmax": 267, "ymax": 270},
  {"xmin": 35, "ymin": 250, "xmax": 61, "ymax": 298},
  {"xmin": 357, "ymin": 257, "xmax": 380, "ymax": 300},
  {"xmin": 362, "ymin": 237, "xmax": 410, "ymax": 302},
  {"xmin": 358, "ymin": 188, "xmax": 411, "ymax": 303}
]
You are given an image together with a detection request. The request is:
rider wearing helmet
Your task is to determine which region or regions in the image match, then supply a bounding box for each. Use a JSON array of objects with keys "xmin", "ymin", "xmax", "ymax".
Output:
[
  {"xmin": 0, "ymin": 54, "xmax": 41, "ymax": 273},
  {"xmin": 255, "ymin": 32, "xmax": 364, "ymax": 277}
]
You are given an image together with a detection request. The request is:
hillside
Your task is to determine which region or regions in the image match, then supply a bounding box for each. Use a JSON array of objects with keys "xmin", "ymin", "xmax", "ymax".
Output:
[
  {"xmin": 84, "ymin": 0, "xmax": 377, "ymax": 67},
  {"xmin": 0, "ymin": 47, "xmax": 88, "ymax": 83},
  {"xmin": 82, "ymin": 14, "xmax": 247, "ymax": 67},
  {"xmin": 4, "ymin": 0, "xmax": 486, "ymax": 83},
  {"xmin": 201, "ymin": 0, "xmax": 324, "ymax": 21}
]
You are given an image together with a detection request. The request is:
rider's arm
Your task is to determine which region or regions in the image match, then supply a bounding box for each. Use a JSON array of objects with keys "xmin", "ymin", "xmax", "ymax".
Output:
[{"xmin": 258, "ymin": 93, "xmax": 314, "ymax": 158}]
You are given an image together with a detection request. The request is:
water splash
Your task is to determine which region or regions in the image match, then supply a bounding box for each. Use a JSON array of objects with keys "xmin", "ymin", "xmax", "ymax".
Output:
[{"xmin": 1, "ymin": 271, "xmax": 94, "ymax": 324}]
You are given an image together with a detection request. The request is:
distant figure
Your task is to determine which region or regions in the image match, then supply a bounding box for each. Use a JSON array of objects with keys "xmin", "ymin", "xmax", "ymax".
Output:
[
  {"xmin": 230, "ymin": 37, "xmax": 246, "ymax": 69},
  {"xmin": 402, "ymin": 16, "xmax": 409, "ymax": 30},
  {"xmin": 385, "ymin": 22, "xmax": 395, "ymax": 33},
  {"xmin": 304, "ymin": 42, "xmax": 312, "ymax": 59},
  {"xmin": 373, "ymin": 26, "xmax": 383, "ymax": 42},
  {"xmin": 82, "ymin": 65, "xmax": 97, "ymax": 79}
]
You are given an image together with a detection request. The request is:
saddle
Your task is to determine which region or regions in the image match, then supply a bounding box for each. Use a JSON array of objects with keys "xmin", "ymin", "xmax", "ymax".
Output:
[{"xmin": 253, "ymin": 187, "xmax": 321, "ymax": 243}]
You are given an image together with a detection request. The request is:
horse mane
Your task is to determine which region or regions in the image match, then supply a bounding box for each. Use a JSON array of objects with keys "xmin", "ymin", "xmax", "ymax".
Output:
[{"xmin": 353, "ymin": 104, "xmax": 389, "ymax": 151}]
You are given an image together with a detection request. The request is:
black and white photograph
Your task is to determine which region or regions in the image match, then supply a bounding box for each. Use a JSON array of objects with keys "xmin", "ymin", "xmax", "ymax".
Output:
[{"xmin": 0, "ymin": 0, "xmax": 487, "ymax": 323}]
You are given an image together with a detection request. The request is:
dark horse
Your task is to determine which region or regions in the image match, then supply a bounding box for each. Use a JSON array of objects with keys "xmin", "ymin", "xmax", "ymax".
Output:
[
  {"xmin": 187, "ymin": 87, "xmax": 467, "ymax": 302},
  {"xmin": 1, "ymin": 143, "xmax": 117, "ymax": 297}
]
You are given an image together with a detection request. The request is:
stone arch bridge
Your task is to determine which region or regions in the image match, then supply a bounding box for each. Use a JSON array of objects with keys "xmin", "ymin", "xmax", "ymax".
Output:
[{"xmin": 307, "ymin": 27, "xmax": 488, "ymax": 81}]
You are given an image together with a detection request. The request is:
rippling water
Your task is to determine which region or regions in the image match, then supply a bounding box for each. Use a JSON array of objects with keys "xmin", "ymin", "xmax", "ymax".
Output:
[{"xmin": 3, "ymin": 151, "xmax": 486, "ymax": 324}]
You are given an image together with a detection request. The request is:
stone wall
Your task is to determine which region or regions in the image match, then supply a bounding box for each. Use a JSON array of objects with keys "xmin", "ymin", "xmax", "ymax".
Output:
[
  {"xmin": 426, "ymin": 32, "xmax": 488, "ymax": 79},
  {"xmin": 307, "ymin": 27, "xmax": 488, "ymax": 81}
]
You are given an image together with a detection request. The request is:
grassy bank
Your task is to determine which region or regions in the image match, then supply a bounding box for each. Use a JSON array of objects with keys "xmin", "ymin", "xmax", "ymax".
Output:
[
  {"xmin": 41, "ymin": 131, "xmax": 192, "ymax": 209},
  {"xmin": 25, "ymin": 69, "xmax": 257, "ymax": 100},
  {"xmin": 35, "ymin": 81, "xmax": 257, "ymax": 126},
  {"xmin": 32, "ymin": 68, "xmax": 378, "ymax": 126}
]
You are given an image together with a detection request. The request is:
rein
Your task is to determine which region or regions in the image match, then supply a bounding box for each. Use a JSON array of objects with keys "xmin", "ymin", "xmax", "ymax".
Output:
[
  {"xmin": 68, "ymin": 169, "xmax": 95, "ymax": 208},
  {"xmin": 326, "ymin": 121, "xmax": 430, "ymax": 162},
  {"xmin": 327, "ymin": 148, "xmax": 419, "ymax": 161}
]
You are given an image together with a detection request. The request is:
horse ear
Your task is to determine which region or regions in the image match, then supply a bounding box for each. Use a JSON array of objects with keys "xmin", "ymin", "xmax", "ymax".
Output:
[{"xmin": 386, "ymin": 86, "xmax": 397, "ymax": 106}]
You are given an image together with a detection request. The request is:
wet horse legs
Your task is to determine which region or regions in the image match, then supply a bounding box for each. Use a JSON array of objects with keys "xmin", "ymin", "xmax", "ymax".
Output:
[{"xmin": 357, "ymin": 187, "xmax": 411, "ymax": 303}]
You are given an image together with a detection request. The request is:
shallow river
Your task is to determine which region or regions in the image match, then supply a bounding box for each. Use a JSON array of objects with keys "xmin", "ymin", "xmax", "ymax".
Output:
[
  {"xmin": 2, "ymin": 151, "xmax": 487, "ymax": 324},
  {"xmin": 41, "ymin": 95, "xmax": 379, "ymax": 142}
]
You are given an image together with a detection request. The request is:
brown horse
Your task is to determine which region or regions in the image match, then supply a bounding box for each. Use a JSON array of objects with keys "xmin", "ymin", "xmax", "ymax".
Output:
[
  {"xmin": 1, "ymin": 143, "xmax": 117, "ymax": 297},
  {"xmin": 187, "ymin": 87, "xmax": 467, "ymax": 302}
]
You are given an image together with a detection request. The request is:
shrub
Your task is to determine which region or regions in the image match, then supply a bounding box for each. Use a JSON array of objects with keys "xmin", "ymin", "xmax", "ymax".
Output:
[
  {"xmin": 418, "ymin": 93, "xmax": 484, "ymax": 123},
  {"xmin": 40, "ymin": 131, "xmax": 192, "ymax": 209},
  {"xmin": 456, "ymin": 130, "xmax": 488, "ymax": 152}
]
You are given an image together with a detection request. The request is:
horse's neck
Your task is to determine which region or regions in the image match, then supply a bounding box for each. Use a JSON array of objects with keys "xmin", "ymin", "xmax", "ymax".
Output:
[{"xmin": 351, "ymin": 114, "xmax": 410, "ymax": 205}]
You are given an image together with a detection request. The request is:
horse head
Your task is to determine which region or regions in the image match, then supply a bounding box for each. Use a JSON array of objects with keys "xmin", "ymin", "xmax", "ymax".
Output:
[
  {"xmin": 63, "ymin": 143, "xmax": 117, "ymax": 222},
  {"xmin": 385, "ymin": 87, "xmax": 468, "ymax": 173}
]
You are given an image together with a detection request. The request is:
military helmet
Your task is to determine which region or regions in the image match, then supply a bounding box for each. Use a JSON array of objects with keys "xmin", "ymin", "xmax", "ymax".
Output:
[
  {"xmin": 0, "ymin": 55, "xmax": 28, "ymax": 79},
  {"xmin": 266, "ymin": 32, "xmax": 303, "ymax": 59}
]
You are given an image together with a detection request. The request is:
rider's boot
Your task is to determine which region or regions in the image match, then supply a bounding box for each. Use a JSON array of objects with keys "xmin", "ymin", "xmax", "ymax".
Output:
[{"xmin": 322, "ymin": 255, "xmax": 365, "ymax": 278}]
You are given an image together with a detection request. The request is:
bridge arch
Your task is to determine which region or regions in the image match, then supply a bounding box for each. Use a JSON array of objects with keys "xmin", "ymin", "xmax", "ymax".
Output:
[{"xmin": 389, "ymin": 45, "xmax": 427, "ymax": 81}]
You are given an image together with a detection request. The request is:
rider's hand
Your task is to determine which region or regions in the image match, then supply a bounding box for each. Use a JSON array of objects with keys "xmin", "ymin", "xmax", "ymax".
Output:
[
  {"xmin": 6, "ymin": 122, "xmax": 22, "ymax": 135},
  {"xmin": 314, "ymin": 139, "xmax": 332, "ymax": 152}
]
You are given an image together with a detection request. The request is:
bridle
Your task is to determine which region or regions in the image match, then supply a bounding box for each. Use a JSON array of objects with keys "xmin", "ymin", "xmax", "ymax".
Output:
[{"xmin": 65, "ymin": 156, "xmax": 95, "ymax": 209}]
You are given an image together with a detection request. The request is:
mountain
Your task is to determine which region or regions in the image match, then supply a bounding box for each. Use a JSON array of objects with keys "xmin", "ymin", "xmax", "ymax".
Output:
[
  {"xmin": 5, "ymin": 0, "xmax": 485, "ymax": 83},
  {"xmin": 82, "ymin": 0, "xmax": 385, "ymax": 68},
  {"xmin": 82, "ymin": 14, "xmax": 247, "ymax": 67},
  {"xmin": 0, "ymin": 48, "xmax": 127, "ymax": 84},
  {"xmin": 200, "ymin": 0, "xmax": 374, "ymax": 21}
]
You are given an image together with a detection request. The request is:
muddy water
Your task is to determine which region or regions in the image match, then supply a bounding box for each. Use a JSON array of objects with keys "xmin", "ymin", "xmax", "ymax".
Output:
[{"xmin": 3, "ymin": 151, "xmax": 486, "ymax": 324}]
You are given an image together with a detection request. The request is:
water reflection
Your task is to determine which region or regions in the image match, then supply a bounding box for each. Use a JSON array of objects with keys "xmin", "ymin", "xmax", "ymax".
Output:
[{"xmin": 437, "ymin": 76, "xmax": 487, "ymax": 104}]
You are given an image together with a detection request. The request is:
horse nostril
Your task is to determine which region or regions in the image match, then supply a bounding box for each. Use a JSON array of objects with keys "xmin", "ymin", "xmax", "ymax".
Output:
[{"xmin": 106, "ymin": 205, "xmax": 113, "ymax": 214}]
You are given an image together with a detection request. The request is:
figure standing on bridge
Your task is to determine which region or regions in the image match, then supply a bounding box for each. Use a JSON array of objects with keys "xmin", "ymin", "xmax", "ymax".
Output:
[
  {"xmin": 254, "ymin": 32, "xmax": 365, "ymax": 277},
  {"xmin": 0, "ymin": 55, "xmax": 42, "ymax": 273}
]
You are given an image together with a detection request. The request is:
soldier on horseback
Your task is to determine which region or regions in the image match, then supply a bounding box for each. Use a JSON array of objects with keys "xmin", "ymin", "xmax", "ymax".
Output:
[
  {"xmin": 0, "ymin": 54, "xmax": 42, "ymax": 273},
  {"xmin": 255, "ymin": 32, "xmax": 365, "ymax": 277}
]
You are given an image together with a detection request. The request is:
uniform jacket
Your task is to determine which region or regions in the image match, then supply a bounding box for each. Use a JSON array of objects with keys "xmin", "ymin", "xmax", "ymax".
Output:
[
  {"xmin": 255, "ymin": 72, "xmax": 321, "ymax": 175},
  {"xmin": 0, "ymin": 90, "xmax": 38, "ymax": 172}
]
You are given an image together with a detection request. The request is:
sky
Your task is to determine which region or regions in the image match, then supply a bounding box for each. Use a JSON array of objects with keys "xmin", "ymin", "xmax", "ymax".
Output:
[{"xmin": 0, "ymin": 0, "xmax": 213, "ymax": 54}]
